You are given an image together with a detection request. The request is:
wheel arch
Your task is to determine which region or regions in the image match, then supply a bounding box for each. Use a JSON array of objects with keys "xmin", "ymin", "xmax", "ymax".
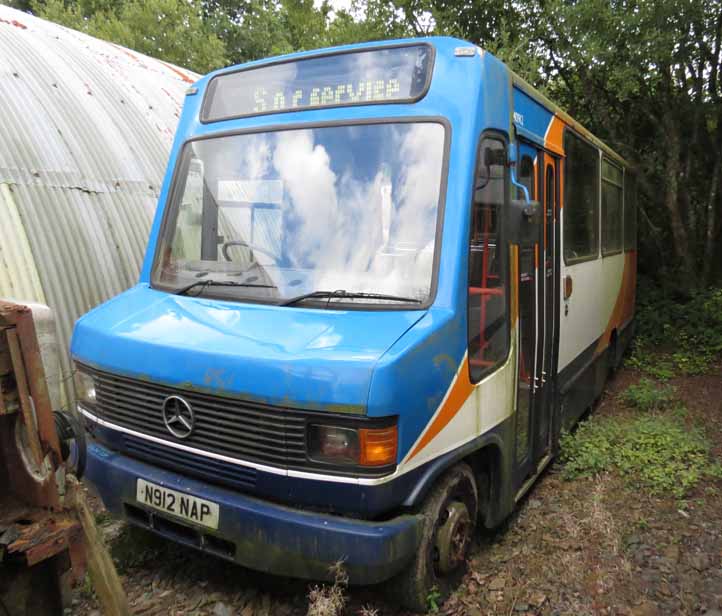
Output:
[{"xmin": 401, "ymin": 429, "xmax": 514, "ymax": 528}]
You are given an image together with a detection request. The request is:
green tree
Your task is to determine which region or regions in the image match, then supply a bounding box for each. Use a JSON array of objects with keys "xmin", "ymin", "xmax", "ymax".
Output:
[
  {"xmin": 32, "ymin": 0, "xmax": 227, "ymax": 73},
  {"xmin": 6, "ymin": 0, "xmax": 34, "ymax": 11},
  {"xmin": 538, "ymin": 0, "xmax": 722, "ymax": 288},
  {"xmin": 416, "ymin": 0, "xmax": 722, "ymax": 288},
  {"xmin": 326, "ymin": 0, "xmax": 418, "ymax": 45}
]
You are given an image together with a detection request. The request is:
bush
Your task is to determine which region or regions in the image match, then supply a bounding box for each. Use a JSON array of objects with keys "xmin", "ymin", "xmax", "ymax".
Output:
[
  {"xmin": 560, "ymin": 414, "xmax": 721, "ymax": 498},
  {"xmin": 629, "ymin": 279, "xmax": 722, "ymax": 377},
  {"xmin": 619, "ymin": 378, "xmax": 675, "ymax": 411}
]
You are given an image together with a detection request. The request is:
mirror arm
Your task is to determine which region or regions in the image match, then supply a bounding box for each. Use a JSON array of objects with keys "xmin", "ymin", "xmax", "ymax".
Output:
[{"xmin": 509, "ymin": 166, "xmax": 531, "ymax": 203}]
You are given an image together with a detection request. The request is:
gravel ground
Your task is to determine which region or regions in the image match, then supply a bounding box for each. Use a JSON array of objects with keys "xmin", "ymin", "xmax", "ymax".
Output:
[{"xmin": 71, "ymin": 363, "xmax": 722, "ymax": 616}]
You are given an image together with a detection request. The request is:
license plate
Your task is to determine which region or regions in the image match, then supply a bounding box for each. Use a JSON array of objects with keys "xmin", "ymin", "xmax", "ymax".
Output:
[{"xmin": 136, "ymin": 479, "xmax": 219, "ymax": 530}]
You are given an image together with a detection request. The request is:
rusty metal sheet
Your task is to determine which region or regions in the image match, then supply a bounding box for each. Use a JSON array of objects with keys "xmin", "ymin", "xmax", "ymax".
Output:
[
  {"xmin": 0, "ymin": 301, "xmax": 62, "ymax": 465},
  {"xmin": 6, "ymin": 513, "xmax": 81, "ymax": 567},
  {"xmin": 0, "ymin": 301, "xmax": 62, "ymax": 511}
]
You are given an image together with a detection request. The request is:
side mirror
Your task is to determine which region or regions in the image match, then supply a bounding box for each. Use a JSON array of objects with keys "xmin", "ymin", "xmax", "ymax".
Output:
[
  {"xmin": 484, "ymin": 147, "xmax": 507, "ymax": 167},
  {"xmin": 508, "ymin": 199, "xmax": 541, "ymax": 245}
]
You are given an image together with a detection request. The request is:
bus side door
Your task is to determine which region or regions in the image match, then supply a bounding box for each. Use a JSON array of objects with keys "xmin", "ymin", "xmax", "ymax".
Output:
[{"xmin": 513, "ymin": 142, "xmax": 559, "ymax": 487}]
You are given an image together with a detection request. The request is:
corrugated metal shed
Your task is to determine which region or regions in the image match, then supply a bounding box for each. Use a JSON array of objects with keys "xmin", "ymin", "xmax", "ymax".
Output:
[{"xmin": 0, "ymin": 5, "xmax": 199, "ymax": 404}]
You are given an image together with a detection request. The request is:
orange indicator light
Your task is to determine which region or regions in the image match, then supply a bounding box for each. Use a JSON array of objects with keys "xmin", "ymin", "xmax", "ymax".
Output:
[{"xmin": 359, "ymin": 426, "xmax": 398, "ymax": 467}]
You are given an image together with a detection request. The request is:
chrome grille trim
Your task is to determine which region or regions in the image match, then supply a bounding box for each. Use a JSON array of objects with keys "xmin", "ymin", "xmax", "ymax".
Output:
[
  {"xmin": 80, "ymin": 406, "xmax": 395, "ymax": 486},
  {"xmin": 89, "ymin": 367, "xmax": 307, "ymax": 468}
]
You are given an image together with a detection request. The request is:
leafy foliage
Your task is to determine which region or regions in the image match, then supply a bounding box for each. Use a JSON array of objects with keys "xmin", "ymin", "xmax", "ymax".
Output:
[
  {"xmin": 619, "ymin": 378, "xmax": 675, "ymax": 412},
  {"xmin": 425, "ymin": 585, "xmax": 442, "ymax": 613},
  {"xmin": 560, "ymin": 412, "xmax": 721, "ymax": 498},
  {"xmin": 562, "ymin": 375, "xmax": 722, "ymax": 498},
  {"xmin": 32, "ymin": 0, "xmax": 227, "ymax": 73},
  {"xmin": 432, "ymin": 0, "xmax": 722, "ymax": 289},
  {"xmin": 627, "ymin": 277, "xmax": 722, "ymax": 377}
]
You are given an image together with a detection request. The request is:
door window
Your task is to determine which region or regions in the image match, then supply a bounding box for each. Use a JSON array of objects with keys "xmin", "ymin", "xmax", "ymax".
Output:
[{"xmin": 468, "ymin": 137, "xmax": 509, "ymax": 382}]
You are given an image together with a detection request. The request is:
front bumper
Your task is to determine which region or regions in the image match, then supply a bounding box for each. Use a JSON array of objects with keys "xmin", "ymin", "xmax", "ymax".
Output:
[{"xmin": 85, "ymin": 441, "xmax": 421, "ymax": 584}]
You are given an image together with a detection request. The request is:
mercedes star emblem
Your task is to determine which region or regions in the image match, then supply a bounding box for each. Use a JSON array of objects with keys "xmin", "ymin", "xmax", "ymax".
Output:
[{"xmin": 162, "ymin": 395, "xmax": 195, "ymax": 439}]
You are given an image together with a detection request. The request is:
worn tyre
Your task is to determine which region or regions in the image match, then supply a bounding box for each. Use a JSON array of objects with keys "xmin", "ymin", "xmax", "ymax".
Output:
[{"xmin": 392, "ymin": 463, "xmax": 479, "ymax": 613}]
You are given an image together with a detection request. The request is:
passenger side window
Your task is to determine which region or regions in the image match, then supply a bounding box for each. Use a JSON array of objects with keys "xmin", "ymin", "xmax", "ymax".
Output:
[
  {"xmin": 601, "ymin": 159, "xmax": 623, "ymax": 255},
  {"xmin": 563, "ymin": 131, "xmax": 599, "ymax": 263},
  {"xmin": 468, "ymin": 137, "xmax": 509, "ymax": 383},
  {"xmin": 624, "ymin": 172, "xmax": 637, "ymax": 251}
]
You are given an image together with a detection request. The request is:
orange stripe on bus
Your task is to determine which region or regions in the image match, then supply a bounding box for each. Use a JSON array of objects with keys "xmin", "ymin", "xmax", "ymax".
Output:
[
  {"xmin": 407, "ymin": 358, "xmax": 474, "ymax": 461},
  {"xmin": 545, "ymin": 116, "xmax": 565, "ymax": 154}
]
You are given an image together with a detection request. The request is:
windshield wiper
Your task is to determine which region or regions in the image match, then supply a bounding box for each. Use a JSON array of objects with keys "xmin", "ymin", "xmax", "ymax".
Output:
[
  {"xmin": 280, "ymin": 290, "xmax": 422, "ymax": 307},
  {"xmin": 174, "ymin": 279, "xmax": 276, "ymax": 296}
]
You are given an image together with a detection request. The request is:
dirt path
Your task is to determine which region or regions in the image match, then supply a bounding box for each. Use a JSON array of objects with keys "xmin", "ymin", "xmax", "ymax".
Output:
[{"xmin": 71, "ymin": 365, "xmax": 722, "ymax": 616}]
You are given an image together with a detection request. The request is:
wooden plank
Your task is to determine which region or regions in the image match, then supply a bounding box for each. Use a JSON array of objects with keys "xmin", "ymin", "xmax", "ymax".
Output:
[
  {"xmin": 0, "ymin": 327, "xmax": 12, "ymax": 375},
  {"xmin": 67, "ymin": 477, "xmax": 130, "ymax": 616},
  {"xmin": 11, "ymin": 307, "xmax": 62, "ymax": 459},
  {"xmin": 0, "ymin": 328, "xmax": 17, "ymax": 415},
  {"xmin": 6, "ymin": 328, "xmax": 44, "ymax": 468}
]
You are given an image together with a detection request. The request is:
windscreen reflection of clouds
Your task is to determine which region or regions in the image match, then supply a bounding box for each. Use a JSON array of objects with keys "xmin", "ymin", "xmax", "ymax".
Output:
[{"xmin": 205, "ymin": 123, "xmax": 444, "ymax": 302}]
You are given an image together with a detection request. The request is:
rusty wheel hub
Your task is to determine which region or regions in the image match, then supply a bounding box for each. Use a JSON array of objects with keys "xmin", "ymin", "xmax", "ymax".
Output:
[{"xmin": 435, "ymin": 500, "xmax": 471, "ymax": 575}]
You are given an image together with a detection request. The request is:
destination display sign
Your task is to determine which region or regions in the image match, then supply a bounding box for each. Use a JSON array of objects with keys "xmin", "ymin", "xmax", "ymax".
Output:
[{"xmin": 202, "ymin": 44, "xmax": 433, "ymax": 121}]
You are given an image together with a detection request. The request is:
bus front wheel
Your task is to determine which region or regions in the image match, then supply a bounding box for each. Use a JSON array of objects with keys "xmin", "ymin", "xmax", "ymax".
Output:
[{"xmin": 394, "ymin": 462, "xmax": 479, "ymax": 613}]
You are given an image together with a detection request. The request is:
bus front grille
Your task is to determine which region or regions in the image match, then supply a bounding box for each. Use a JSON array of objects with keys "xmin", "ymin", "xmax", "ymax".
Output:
[
  {"xmin": 88, "ymin": 367, "xmax": 307, "ymax": 470},
  {"xmin": 122, "ymin": 433, "xmax": 258, "ymax": 491}
]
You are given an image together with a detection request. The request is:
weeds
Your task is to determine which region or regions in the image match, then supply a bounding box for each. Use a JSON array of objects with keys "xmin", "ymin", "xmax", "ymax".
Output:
[
  {"xmin": 618, "ymin": 378, "xmax": 674, "ymax": 411},
  {"xmin": 560, "ymin": 413, "xmax": 720, "ymax": 497},
  {"xmin": 79, "ymin": 573, "xmax": 95, "ymax": 599},
  {"xmin": 635, "ymin": 517, "xmax": 649, "ymax": 531},
  {"xmin": 425, "ymin": 586, "xmax": 442, "ymax": 613},
  {"xmin": 94, "ymin": 510, "xmax": 112, "ymax": 525},
  {"xmin": 307, "ymin": 561, "xmax": 348, "ymax": 616},
  {"xmin": 626, "ymin": 345, "xmax": 675, "ymax": 381}
]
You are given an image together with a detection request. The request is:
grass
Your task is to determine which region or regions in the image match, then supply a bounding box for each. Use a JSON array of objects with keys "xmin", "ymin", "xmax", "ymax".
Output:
[{"xmin": 306, "ymin": 561, "xmax": 348, "ymax": 616}]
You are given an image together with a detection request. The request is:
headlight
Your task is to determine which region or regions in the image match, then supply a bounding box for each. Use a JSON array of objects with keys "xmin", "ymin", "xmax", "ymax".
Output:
[
  {"xmin": 308, "ymin": 424, "xmax": 397, "ymax": 467},
  {"xmin": 73, "ymin": 365, "xmax": 97, "ymax": 409}
]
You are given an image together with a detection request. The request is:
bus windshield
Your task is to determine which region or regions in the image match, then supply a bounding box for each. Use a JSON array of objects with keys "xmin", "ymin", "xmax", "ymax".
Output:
[{"xmin": 152, "ymin": 122, "xmax": 446, "ymax": 306}]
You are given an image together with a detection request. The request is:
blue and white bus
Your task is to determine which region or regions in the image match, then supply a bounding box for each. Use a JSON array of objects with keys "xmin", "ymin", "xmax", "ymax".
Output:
[{"xmin": 72, "ymin": 37, "xmax": 637, "ymax": 610}]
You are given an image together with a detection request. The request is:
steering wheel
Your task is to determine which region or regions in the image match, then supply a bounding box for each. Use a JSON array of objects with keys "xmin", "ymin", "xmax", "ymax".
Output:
[{"xmin": 221, "ymin": 239, "xmax": 277, "ymax": 266}]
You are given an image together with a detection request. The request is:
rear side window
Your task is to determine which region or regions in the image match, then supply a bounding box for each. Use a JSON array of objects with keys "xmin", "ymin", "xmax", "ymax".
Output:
[
  {"xmin": 602, "ymin": 159, "xmax": 623, "ymax": 255},
  {"xmin": 624, "ymin": 172, "xmax": 637, "ymax": 251},
  {"xmin": 563, "ymin": 131, "xmax": 599, "ymax": 263},
  {"xmin": 468, "ymin": 137, "xmax": 509, "ymax": 383}
]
